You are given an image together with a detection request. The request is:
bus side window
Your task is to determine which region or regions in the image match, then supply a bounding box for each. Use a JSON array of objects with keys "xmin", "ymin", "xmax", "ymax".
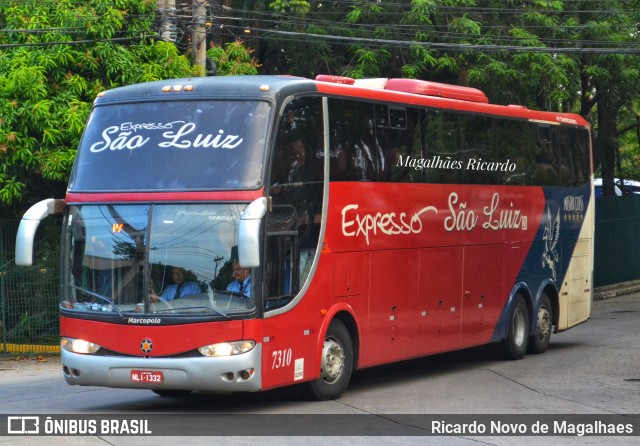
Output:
[
  {"xmin": 422, "ymin": 109, "xmax": 460, "ymax": 184},
  {"xmin": 376, "ymin": 106, "xmax": 421, "ymax": 183},
  {"xmin": 533, "ymin": 125, "xmax": 559, "ymax": 186},
  {"xmin": 571, "ymin": 129, "xmax": 589, "ymax": 186},
  {"xmin": 554, "ymin": 126, "xmax": 574, "ymax": 186},
  {"xmin": 329, "ymin": 99, "xmax": 379, "ymax": 181},
  {"xmin": 493, "ymin": 119, "xmax": 534, "ymax": 186}
]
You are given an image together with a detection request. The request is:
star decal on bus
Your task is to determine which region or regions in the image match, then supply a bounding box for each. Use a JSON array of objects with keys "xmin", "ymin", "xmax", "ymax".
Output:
[{"xmin": 140, "ymin": 338, "xmax": 153, "ymax": 355}]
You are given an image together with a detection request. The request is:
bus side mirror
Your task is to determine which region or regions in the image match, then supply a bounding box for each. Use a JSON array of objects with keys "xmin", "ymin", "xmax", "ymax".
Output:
[
  {"xmin": 15, "ymin": 198, "xmax": 65, "ymax": 266},
  {"xmin": 238, "ymin": 197, "xmax": 267, "ymax": 268}
]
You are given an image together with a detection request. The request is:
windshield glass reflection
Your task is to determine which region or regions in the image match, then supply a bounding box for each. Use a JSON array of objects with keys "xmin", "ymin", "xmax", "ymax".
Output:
[{"xmin": 62, "ymin": 204, "xmax": 255, "ymax": 318}]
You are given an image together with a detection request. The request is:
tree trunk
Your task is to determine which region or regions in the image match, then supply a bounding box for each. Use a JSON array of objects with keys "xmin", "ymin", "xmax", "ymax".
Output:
[{"xmin": 594, "ymin": 87, "xmax": 619, "ymax": 196}]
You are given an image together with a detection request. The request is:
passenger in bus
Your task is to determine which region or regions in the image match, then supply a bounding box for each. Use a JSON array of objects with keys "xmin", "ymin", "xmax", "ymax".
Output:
[
  {"xmin": 271, "ymin": 133, "xmax": 306, "ymax": 188},
  {"xmin": 278, "ymin": 135, "xmax": 309, "ymax": 182},
  {"xmin": 226, "ymin": 261, "xmax": 251, "ymax": 297},
  {"xmin": 149, "ymin": 267, "xmax": 200, "ymax": 302}
]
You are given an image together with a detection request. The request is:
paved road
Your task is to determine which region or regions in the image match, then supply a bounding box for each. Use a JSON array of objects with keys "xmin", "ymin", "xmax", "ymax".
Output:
[{"xmin": 1, "ymin": 293, "xmax": 639, "ymax": 445}]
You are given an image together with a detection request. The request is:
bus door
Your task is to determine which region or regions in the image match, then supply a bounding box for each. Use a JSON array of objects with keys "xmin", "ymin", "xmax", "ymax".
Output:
[{"xmin": 261, "ymin": 96, "xmax": 325, "ymax": 389}]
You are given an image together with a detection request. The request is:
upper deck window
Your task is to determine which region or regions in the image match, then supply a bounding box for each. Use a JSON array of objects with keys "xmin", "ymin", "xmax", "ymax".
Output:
[{"xmin": 69, "ymin": 100, "xmax": 271, "ymax": 192}]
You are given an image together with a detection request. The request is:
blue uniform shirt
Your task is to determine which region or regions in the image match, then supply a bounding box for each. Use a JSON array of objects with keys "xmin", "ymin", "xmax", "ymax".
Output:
[
  {"xmin": 160, "ymin": 281, "xmax": 200, "ymax": 301},
  {"xmin": 226, "ymin": 277, "xmax": 251, "ymax": 297}
]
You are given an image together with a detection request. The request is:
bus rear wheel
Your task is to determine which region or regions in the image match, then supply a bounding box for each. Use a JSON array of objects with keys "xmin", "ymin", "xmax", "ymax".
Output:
[
  {"xmin": 528, "ymin": 293, "xmax": 552, "ymax": 354},
  {"xmin": 500, "ymin": 294, "xmax": 530, "ymax": 360},
  {"xmin": 307, "ymin": 320, "xmax": 353, "ymax": 401}
]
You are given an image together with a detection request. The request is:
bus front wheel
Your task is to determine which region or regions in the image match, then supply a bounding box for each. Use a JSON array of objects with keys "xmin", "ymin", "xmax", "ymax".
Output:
[
  {"xmin": 307, "ymin": 320, "xmax": 353, "ymax": 401},
  {"xmin": 500, "ymin": 294, "xmax": 530, "ymax": 360}
]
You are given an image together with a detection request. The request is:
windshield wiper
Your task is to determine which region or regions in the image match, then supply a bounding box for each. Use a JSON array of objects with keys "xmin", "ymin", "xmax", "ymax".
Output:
[
  {"xmin": 152, "ymin": 306, "xmax": 229, "ymax": 318},
  {"xmin": 67, "ymin": 283, "xmax": 127, "ymax": 320}
]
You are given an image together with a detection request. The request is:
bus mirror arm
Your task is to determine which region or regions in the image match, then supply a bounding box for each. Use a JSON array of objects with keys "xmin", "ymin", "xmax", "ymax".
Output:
[
  {"xmin": 238, "ymin": 197, "xmax": 268, "ymax": 268},
  {"xmin": 15, "ymin": 198, "xmax": 65, "ymax": 266}
]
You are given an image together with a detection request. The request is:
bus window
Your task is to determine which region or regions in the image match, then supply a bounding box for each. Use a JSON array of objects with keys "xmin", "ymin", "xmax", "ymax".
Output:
[
  {"xmin": 375, "ymin": 105, "xmax": 422, "ymax": 183},
  {"xmin": 554, "ymin": 126, "xmax": 574, "ymax": 186},
  {"xmin": 422, "ymin": 109, "xmax": 462, "ymax": 184},
  {"xmin": 570, "ymin": 128, "xmax": 590, "ymax": 186},
  {"xmin": 553, "ymin": 125, "xmax": 590, "ymax": 187},
  {"xmin": 457, "ymin": 114, "xmax": 496, "ymax": 185},
  {"xmin": 264, "ymin": 205, "xmax": 297, "ymax": 310},
  {"xmin": 328, "ymin": 99, "xmax": 380, "ymax": 181},
  {"xmin": 493, "ymin": 119, "xmax": 536, "ymax": 186},
  {"xmin": 533, "ymin": 124, "xmax": 560, "ymax": 186},
  {"xmin": 70, "ymin": 100, "xmax": 271, "ymax": 192},
  {"xmin": 61, "ymin": 203, "xmax": 256, "ymax": 316},
  {"xmin": 267, "ymin": 97, "xmax": 324, "ymax": 308}
]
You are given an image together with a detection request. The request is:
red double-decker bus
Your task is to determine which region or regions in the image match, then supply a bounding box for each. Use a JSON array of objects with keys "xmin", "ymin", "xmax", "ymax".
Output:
[{"xmin": 16, "ymin": 75, "xmax": 593, "ymax": 399}]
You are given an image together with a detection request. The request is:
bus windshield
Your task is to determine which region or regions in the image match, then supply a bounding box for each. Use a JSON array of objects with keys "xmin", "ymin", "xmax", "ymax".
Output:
[
  {"xmin": 69, "ymin": 100, "xmax": 271, "ymax": 192},
  {"xmin": 61, "ymin": 203, "xmax": 256, "ymax": 318}
]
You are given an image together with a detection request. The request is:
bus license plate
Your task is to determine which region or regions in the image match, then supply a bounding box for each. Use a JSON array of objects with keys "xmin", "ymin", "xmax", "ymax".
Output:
[{"xmin": 131, "ymin": 370, "xmax": 163, "ymax": 383}]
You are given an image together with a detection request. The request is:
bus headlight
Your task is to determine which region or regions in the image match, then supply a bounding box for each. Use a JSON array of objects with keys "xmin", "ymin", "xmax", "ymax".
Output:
[
  {"xmin": 61, "ymin": 337, "xmax": 101, "ymax": 354},
  {"xmin": 198, "ymin": 340, "xmax": 255, "ymax": 357}
]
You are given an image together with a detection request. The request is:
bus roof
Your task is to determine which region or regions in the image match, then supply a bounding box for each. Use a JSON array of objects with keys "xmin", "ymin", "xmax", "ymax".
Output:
[
  {"xmin": 313, "ymin": 75, "xmax": 589, "ymax": 128},
  {"xmin": 93, "ymin": 75, "xmax": 316, "ymax": 106},
  {"xmin": 93, "ymin": 74, "xmax": 589, "ymax": 128}
]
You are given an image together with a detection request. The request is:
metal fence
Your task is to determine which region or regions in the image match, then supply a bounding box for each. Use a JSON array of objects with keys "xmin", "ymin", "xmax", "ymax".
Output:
[
  {"xmin": 1, "ymin": 218, "xmax": 61, "ymax": 356},
  {"xmin": 594, "ymin": 194, "xmax": 640, "ymax": 287}
]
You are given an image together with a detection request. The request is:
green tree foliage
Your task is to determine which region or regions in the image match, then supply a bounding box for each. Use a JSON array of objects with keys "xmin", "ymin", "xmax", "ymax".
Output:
[
  {"xmin": 235, "ymin": 0, "xmax": 640, "ymax": 194},
  {"xmin": 0, "ymin": 0, "xmax": 194, "ymax": 213},
  {"xmin": 269, "ymin": 0, "xmax": 311, "ymax": 15},
  {"xmin": 3, "ymin": 0, "xmax": 639, "ymax": 207},
  {"xmin": 207, "ymin": 40, "xmax": 260, "ymax": 75}
]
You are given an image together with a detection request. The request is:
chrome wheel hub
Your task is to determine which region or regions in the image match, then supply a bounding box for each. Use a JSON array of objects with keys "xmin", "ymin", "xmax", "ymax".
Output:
[{"xmin": 320, "ymin": 337, "xmax": 345, "ymax": 384}]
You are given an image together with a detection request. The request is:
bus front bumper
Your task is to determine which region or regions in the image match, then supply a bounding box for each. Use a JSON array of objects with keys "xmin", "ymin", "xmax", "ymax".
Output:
[{"xmin": 61, "ymin": 344, "xmax": 263, "ymax": 393}]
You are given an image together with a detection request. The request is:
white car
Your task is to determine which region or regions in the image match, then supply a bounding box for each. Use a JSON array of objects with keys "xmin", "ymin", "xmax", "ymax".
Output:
[{"xmin": 594, "ymin": 177, "xmax": 640, "ymax": 197}]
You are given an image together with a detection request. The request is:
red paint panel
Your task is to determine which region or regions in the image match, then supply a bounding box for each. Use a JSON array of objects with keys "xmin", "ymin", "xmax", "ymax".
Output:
[
  {"xmin": 364, "ymin": 249, "xmax": 421, "ymax": 364},
  {"xmin": 260, "ymin": 310, "xmax": 320, "ymax": 390},
  {"xmin": 460, "ymin": 244, "xmax": 509, "ymax": 346},
  {"xmin": 320, "ymin": 182, "xmax": 545, "ymax": 367},
  {"xmin": 326, "ymin": 183, "xmax": 545, "ymax": 253},
  {"xmin": 417, "ymin": 247, "xmax": 464, "ymax": 355}
]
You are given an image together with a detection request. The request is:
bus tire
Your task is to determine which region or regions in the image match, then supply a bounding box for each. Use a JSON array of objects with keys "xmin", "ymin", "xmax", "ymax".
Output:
[
  {"xmin": 500, "ymin": 294, "xmax": 530, "ymax": 360},
  {"xmin": 307, "ymin": 319, "xmax": 353, "ymax": 401},
  {"xmin": 528, "ymin": 293, "xmax": 552, "ymax": 354}
]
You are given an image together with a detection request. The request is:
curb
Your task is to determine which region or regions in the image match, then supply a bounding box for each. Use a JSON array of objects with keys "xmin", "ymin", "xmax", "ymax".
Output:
[{"xmin": 593, "ymin": 280, "xmax": 640, "ymax": 300}]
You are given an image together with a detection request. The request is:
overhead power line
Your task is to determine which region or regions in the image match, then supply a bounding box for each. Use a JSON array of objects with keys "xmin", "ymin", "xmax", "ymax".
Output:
[
  {"xmin": 214, "ymin": 3, "xmax": 640, "ymax": 55},
  {"xmin": 2, "ymin": 1, "xmax": 638, "ymax": 56},
  {"xmin": 228, "ymin": 26, "xmax": 640, "ymax": 55},
  {"xmin": 0, "ymin": 35, "xmax": 154, "ymax": 49},
  {"xmin": 215, "ymin": 18, "xmax": 640, "ymax": 51}
]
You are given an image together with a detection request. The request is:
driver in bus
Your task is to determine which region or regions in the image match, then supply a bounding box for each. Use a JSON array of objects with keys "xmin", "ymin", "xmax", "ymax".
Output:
[
  {"xmin": 226, "ymin": 261, "xmax": 251, "ymax": 297},
  {"xmin": 149, "ymin": 267, "xmax": 200, "ymax": 302}
]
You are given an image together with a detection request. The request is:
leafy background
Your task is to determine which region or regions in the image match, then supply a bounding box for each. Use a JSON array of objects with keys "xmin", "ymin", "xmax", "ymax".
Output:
[{"xmin": 1, "ymin": 0, "xmax": 640, "ymax": 215}]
